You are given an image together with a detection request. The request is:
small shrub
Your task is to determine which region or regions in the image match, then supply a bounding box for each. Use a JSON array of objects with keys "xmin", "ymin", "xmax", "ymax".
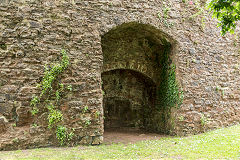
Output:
[
  {"xmin": 56, "ymin": 125, "xmax": 75, "ymax": 146},
  {"xmin": 56, "ymin": 125, "xmax": 67, "ymax": 146}
]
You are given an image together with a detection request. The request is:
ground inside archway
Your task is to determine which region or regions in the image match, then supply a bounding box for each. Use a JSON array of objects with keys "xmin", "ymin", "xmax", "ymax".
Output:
[{"xmin": 103, "ymin": 128, "xmax": 165, "ymax": 144}]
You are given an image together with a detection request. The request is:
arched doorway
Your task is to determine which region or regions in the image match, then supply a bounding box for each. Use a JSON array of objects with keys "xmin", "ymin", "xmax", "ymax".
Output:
[{"xmin": 101, "ymin": 22, "xmax": 175, "ymax": 133}]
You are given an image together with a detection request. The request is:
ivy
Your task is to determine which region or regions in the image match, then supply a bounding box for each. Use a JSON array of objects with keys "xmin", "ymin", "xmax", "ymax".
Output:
[
  {"xmin": 40, "ymin": 49, "xmax": 69, "ymax": 97},
  {"xmin": 158, "ymin": 5, "xmax": 174, "ymax": 28},
  {"xmin": 30, "ymin": 49, "xmax": 73, "ymax": 145},
  {"xmin": 156, "ymin": 43, "xmax": 183, "ymax": 129},
  {"xmin": 47, "ymin": 104, "xmax": 63, "ymax": 129},
  {"xmin": 157, "ymin": 62, "xmax": 183, "ymax": 109},
  {"xmin": 30, "ymin": 50, "xmax": 70, "ymax": 107}
]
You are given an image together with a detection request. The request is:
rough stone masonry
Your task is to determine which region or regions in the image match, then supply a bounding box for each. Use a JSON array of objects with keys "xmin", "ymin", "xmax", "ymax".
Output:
[{"xmin": 0, "ymin": 0, "xmax": 240, "ymax": 150}]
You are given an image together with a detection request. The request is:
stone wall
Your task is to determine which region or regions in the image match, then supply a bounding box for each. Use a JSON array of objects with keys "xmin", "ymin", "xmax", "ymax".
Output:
[{"xmin": 0, "ymin": 0, "xmax": 240, "ymax": 150}]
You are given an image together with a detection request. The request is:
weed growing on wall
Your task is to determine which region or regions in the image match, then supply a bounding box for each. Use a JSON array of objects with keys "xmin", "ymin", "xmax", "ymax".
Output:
[
  {"xmin": 56, "ymin": 125, "xmax": 75, "ymax": 146},
  {"xmin": 158, "ymin": 5, "xmax": 174, "ymax": 28},
  {"xmin": 0, "ymin": 42, "xmax": 7, "ymax": 50},
  {"xmin": 200, "ymin": 114, "xmax": 208, "ymax": 127},
  {"xmin": 30, "ymin": 49, "xmax": 74, "ymax": 145}
]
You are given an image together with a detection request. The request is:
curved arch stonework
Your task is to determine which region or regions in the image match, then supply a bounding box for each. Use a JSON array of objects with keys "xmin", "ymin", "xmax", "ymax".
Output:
[
  {"xmin": 0, "ymin": 0, "xmax": 240, "ymax": 150},
  {"xmin": 101, "ymin": 22, "xmax": 173, "ymax": 86},
  {"xmin": 102, "ymin": 61, "xmax": 156, "ymax": 84}
]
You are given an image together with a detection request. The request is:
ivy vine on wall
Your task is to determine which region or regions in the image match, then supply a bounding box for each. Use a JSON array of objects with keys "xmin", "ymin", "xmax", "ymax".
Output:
[
  {"xmin": 156, "ymin": 42, "xmax": 183, "ymax": 129},
  {"xmin": 30, "ymin": 49, "xmax": 74, "ymax": 145}
]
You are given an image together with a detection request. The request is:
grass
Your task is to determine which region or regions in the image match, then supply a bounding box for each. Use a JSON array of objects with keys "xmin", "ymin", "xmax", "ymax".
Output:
[{"xmin": 1, "ymin": 125, "xmax": 240, "ymax": 159}]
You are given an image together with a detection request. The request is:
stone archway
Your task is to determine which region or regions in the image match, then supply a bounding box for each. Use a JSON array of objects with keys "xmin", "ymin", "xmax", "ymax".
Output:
[{"xmin": 101, "ymin": 22, "xmax": 174, "ymax": 132}]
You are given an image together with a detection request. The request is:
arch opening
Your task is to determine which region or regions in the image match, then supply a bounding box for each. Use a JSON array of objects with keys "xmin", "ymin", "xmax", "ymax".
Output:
[{"xmin": 101, "ymin": 22, "xmax": 174, "ymax": 133}]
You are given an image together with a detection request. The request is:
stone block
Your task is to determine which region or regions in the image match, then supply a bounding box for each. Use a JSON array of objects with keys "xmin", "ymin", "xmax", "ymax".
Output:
[
  {"xmin": 0, "ymin": 116, "xmax": 8, "ymax": 134},
  {"xmin": 80, "ymin": 136, "xmax": 92, "ymax": 144},
  {"xmin": 16, "ymin": 107, "xmax": 32, "ymax": 127},
  {"xmin": 92, "ymin": 136, "xmax": 103, "ymax": 145}
]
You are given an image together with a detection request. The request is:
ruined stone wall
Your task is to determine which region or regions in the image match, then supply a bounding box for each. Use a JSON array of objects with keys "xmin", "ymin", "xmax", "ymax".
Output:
[
  {"xmin": 0, "ymin": 0, "xmax": 240, "ymax": 150},
  {"xmin": 0, "ymin": 0, "xmax": 104, "ymax": 150}
]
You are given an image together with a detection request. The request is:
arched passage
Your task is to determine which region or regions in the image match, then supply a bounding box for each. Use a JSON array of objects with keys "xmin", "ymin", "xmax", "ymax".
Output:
[
  {"xmin": 102, "ymin": 69, "xmax": 156, "ymax": 129},
  {"xmin": 101, "ymin": 22, "xmax": 175, "ymax": 132}
]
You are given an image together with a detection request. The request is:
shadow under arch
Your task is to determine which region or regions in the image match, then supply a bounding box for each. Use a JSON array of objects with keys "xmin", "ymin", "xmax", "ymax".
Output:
[{"xmin": 102, "ymin": 69, "xmax": 156, "ymax": 130}]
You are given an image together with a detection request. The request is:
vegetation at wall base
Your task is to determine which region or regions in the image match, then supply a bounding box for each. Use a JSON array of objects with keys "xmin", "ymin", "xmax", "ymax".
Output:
[{"xmin": 1, "ymin": 124, "xmax": 240, "ymax": 159}]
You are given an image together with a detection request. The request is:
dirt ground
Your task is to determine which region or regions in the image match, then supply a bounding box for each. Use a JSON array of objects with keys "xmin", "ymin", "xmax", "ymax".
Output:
[
  {"xmin": 103, "ymin": 128, "xmax": 165, "ymax": 144},
  {"xmin": 0, "ymin": 127, "xmax": 166, "ymax": 150}
]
